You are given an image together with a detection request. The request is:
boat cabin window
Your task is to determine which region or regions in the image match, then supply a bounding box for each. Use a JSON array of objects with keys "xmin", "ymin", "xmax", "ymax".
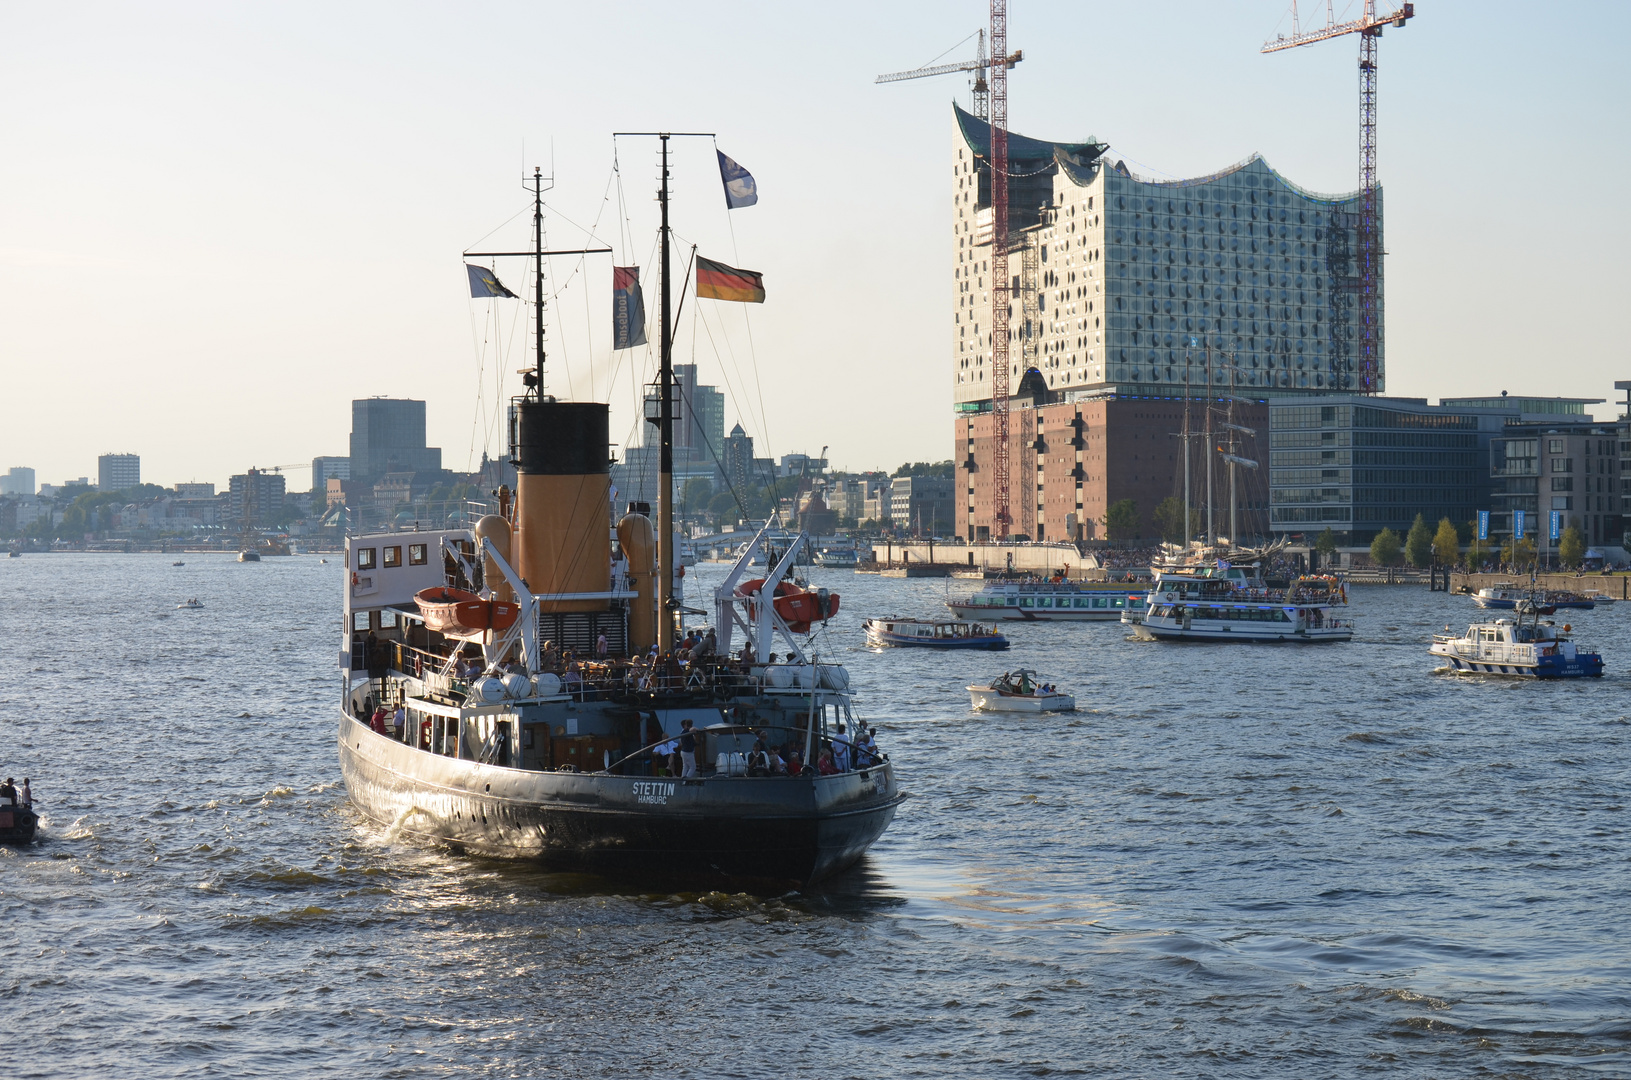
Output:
[
  {"xmin": 379, "ymin": 610, "xmax": 398, "ymax": 629},
  {"xmin": 353, "ymin": 611, "xmax": 371, "ymax": 632},
  {"xmin": 384, "ymin": 545, "xmax": 401, "ymax": 568},
  {"xmin": 409, "ymin": 543, "xmax": 428, "ymax": 566},
  {"xmin": 356, "ymin": 547, "xmax": 376, "ymax": 570}
]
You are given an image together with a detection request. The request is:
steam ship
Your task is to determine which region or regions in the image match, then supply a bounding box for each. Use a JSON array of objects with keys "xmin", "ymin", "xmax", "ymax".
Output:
[{"xmin": 335, "ymin": 143, "xmax": 904, "ymax": 886}]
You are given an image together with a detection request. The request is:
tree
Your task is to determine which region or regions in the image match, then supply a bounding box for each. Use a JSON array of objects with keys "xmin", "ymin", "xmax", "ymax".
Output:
[
  {"xmin": 1104, "ymin": 499, "xmax": 1140, "ymax": 541},
  {"xmin": 1314, "ymin": 526, "xmax": 1339, "ymax": 569},
  {"xmin": 681, "ymin": 477, "xmax": 713, "ymax": 515},
  {"xmin": 1499, "ymin": 535, "xmax": 1534, "ymax": 569},
  {"xmin": 1558, "ymin": 524, "xmax": 1587, "ymax": 568},
  {"xmin": 1432, "ymin": 517, "xmax": 1461, "ymax": 566},
  {"xmin": 1153, "ymin": 497, "xmax": 1196, "ymax": 543},
  {"xmin": 1369, "ymin": 527, "xmax": 1402, "ymax": 567},
  {"xmin": 892, "ymin": 461, "xmax": 954, "ymax": 479},
  {"xmin": 1404, "ymin": 514, "xmax": 1433, "ymax": 568}
]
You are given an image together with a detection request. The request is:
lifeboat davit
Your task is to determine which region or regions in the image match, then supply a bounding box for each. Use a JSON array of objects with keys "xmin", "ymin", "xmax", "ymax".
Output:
[
  {"xmin": 414, "ymin": 587, "xmax": 521, "ymax": 640},
  {"xmin": 734, "ymin": 579, "xmax": 839, "ymax": 634}
]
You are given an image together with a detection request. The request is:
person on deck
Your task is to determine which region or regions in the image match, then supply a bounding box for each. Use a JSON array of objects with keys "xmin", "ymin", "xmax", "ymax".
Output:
[
  {"xmin": 0, "ymin": 778, "xmax": 15, "ymax": 806},
  {"xmin": 678, "ymin": 719, "xmax": 698, "ymax": 778},
  {"xmin": 391, "ymin": 703, "xmax": 405, "ymax": 733},
  {"xmin": 816, "ymin": 751, "xmax": 838, "ymax": 776},
  {"xmin": 595, "ymin": 632, "xmax": 608, "ymax": 660},
  {"xmin": 20, "ymin": 778, "xmax": 33, "ymax": 808},
  {"xmin": 855, "ymin": 728, "xmax": 878, "ymax": 768},
  {"xmin": 369, "ymin": 706, "xmax": 388, "ymax": 735},
  {"xmin": 830, "ymin": 723, "xmax": 852, "ymax": 772}
]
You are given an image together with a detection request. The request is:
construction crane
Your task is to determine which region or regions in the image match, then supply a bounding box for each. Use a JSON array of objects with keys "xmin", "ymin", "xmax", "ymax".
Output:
[
  {"xmin": 877, "ymin": 5, "xmax": 1018, "ymax": 539},
  {"xmin": 874, "ymin": 30, "xmax": 1021, "ymax": 123},
  {"xmin": 1263, "ymin": 1, "xmax": 1415, "ymax": 395}
]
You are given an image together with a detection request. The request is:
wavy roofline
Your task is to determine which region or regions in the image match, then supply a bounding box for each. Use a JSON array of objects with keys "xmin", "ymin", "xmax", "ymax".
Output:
[{"xmin": 1110, "ymin": 153, "xmax": 1361, "ymax": 204}]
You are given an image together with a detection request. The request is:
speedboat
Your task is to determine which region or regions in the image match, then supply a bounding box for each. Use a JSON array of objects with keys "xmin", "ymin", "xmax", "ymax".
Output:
[
  {"xmin": 1580, "ymin": 588, "xmax": 1617, "ymax": 605},
  {"xmin": 1473, "ymin": 583, "xmax": 1552, "ymax": 613},
  {"xmin": 0, "ymin": 803, "xmax": 37, "ymax": 845},
  {"xmin": 172, "ymin": 561, "xmax": 185, "ymax": 566},
  {"xmin": 177, "ymin": 598, "xmax": 204, "ymax": 610},
  {"xmin": 1430, "ymin": 613, "xmax": 1603, "ymax": 678},
  {"xmin": 863, "ymin": 617, "xmax": 1009, "ymax": 650},
  {"xmin": 967, "ymin": 669, "xmax": 1074, "ymax": 712}
]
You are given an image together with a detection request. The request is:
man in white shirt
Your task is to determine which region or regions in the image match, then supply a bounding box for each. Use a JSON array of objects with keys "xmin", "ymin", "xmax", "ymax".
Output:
[{"xmin": 830, "ymin": 723, "xmax": 852, "ymax": 772}]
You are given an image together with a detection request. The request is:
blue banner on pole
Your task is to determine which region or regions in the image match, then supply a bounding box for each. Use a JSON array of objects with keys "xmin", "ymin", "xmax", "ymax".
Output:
[
  {"xmin": 1550, "ymin": 510, "xmax": 1562, "ymax": 540},
  {"xmin": 1477, "ymin": 511, "xmax": 1489, "ymax": 541},
  {"xmin": 1514, "ymin": 510, "xmax": 1526, "ymax": 539},
  {"xmin": 611, "ymin": 266, "xmax": 648, "ymax": 350}
]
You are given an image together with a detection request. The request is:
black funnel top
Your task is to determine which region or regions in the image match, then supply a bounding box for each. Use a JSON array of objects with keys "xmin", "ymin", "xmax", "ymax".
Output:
[{"xmin": 511, "ymin": 401, "xmax": 609, "ymax": 476}]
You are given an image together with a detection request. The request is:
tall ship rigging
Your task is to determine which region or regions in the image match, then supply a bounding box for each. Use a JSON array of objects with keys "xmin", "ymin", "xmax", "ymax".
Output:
[{"xmin": 334, "ymin": 137, "xmax": 904, "ymax": 885}]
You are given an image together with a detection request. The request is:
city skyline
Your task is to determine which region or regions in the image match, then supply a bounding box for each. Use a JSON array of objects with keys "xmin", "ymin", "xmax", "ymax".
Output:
[{"xmin": 2, "ymin": 1, "xmax": 1626, "ymax": 487}]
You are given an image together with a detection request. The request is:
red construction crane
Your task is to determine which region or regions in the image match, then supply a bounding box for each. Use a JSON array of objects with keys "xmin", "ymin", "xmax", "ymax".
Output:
[
  {"xmin": 1263, "ymin": 1, "xmax": 1415, "ymax": 395},
  {"xmin": 874, "ymin": 30, "xmax": 1022, "ymax": 123},
  {"xmin": 988, "ymin": 0, "xmax": 1012, "ymax": 537}
]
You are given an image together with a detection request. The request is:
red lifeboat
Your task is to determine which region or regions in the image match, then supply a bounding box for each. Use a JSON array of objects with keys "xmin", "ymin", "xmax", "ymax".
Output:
[
  {"xmin": 414, "ymin": 587, "xmax": 521, "ymax": 640},
  {"xmin": 734, "ymin": 579, "xmax": 839, "ymax": 634}
]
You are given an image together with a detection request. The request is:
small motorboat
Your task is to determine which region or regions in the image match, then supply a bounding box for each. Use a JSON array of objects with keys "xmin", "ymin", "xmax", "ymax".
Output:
[
  {"xmin": 968, "ymin": 669, "xmax": 1075, "ymax": 712},
  {"xmin": 414, "ymin": 586, "xmax": 521, "ymax": 640},
  {"xmin": 238, "ymin": 549, "xmax": 261, "ymax": 563},
  {"xmin": 177, "ymin": 598, "xmax": 204, "ymax": 610},
  {"xmin": 1581, "ymin": 588, "xmax": 1617, "ymax": 605},
  {"xmin": 0, "ymin": 803, "xmax": 38, "ymax": 845},
  {"xmin": 863, "ymin": 617, "xmax": 1009, "ymax": 650},
  {"xmin": 1430, "ymin": 611, "xmax": 1603, "ymax": 678},
  {"xmin": 319, "ymin": 558, "xmax": 328, "ymax": 564},
  {"xmin": 171, "ymin": 561, "xmax": 185, "ymax": 567}
]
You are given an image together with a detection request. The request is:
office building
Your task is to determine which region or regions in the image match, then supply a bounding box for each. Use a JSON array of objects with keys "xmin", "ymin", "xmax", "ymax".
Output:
[
  {"xmin": 229, "ymin": 468, "xmax": 286, "ymax": 527},
  {"xmin": 0, "ymin": 467, "xmax": 35, "ymax": 496},
  {"xmin": 98, "ymin": 453, "xmax": 140, "ymax": 492},
  {"xmin": 614, "ymin": 365, "xmax": 730, "ymax": 509},
  {"xmin": 891, "ymin": 476, "xmax": 955, "ymax": 537},
  {"xmin": 1268, "ymin": 396, "xmax": 1511, "ymax": 545},
  {"xmin": 952, "ymin": 104, "xmax": 1377, "ymax": 541},
  {"xmin": 311, "ymin": 456, "xmax": 351, "ymax": 493},
  {"xmin": 1491, "ymin": 421, "xmax": 1623, "ymax": 550},
  {"xmin": 174, "ymin": 482, "xmax": 215, "ymax": 498},
  {"xmin": 349, "ymin": 398, "xmax": 441, "ymax": 486}
]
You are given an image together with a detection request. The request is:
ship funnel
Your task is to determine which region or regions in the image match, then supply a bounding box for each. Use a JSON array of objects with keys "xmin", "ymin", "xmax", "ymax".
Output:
[
  {"xmin": 510, "ymin": 400, "xmax": 611, "ymax": 613},
  {"xmin": 617, "ymin": 506, "xmax": 656, "ymax": 652}
]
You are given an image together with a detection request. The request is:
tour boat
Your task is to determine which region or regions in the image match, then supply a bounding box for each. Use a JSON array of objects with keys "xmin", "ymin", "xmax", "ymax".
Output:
[
  {"xmin": 1542, "ymin": 590, "xmax": 1597, "ymax": 610},
  {"xmin": 816, "ymin": 546, "xmax": 859, "ymax": 569},
  {"xmin": 863, "ymin": 617, "xmax": 1009, "ymax": 650},
  {"xmin": 414, "ymin": 586, "xmax": 521, "ymax": 640},
  {"xmin": 967, "ymin": 669, "xmax": 1075, "ymax": 712},
  {"xmin": 1131, "ymin": 567, "xmax": 1353, "ymax": 643},
  {"xmin": 948, "ymin": 577, "xmax": 1147, "ymax": 622},
  {"xmin": 1474, "ymin": 584, "xmax": 1554, "ymax": 612},
  {"xmin": 334, "ymin": 154, "xmax": 903, "ymax": 886},
  {"xmin": 1430, "ymin": 615, "xmax": 1603, "ymax": 678},
  {"xmin": 0, "ymin": 803, "xmax": 37, "ymax": 845}
]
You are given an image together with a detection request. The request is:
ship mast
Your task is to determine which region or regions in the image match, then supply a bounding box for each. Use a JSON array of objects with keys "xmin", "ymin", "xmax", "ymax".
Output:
[
  {"xmin": 532, "ymin": 167, "xmax": 545, "ymax": 395},
  {"xmin": 656, "ymin": 135, "xmax": 675, "ymax": 654}
]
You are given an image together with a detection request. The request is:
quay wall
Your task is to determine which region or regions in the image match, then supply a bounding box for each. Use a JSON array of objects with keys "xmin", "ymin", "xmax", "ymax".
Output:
[{"xmin": 1449, "ymin": 572, "xmax": 1629, "ymax": 598}]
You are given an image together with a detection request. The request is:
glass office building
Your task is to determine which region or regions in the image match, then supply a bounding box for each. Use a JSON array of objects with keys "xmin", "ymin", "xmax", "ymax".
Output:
[{"xmin": 1269, "ymin": 396, "xmax": 1512, "ymax": 544}]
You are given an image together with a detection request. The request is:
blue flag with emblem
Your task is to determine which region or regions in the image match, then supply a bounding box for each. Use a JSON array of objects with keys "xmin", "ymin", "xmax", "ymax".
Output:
[
  {"xmin": 466, "ymin": 263, "xmax": 517, "ymax": 299},
  {"xmin": 1514, "ymin": 510, "xmax": 1526, "ymax": 539},
  {"xmin": 1477, "ymin": 510, "xmax": 1489, "ymax": 541},
  {"xmin": 716, "ymin": 150, "xmax": 758, "ymax": 209}
]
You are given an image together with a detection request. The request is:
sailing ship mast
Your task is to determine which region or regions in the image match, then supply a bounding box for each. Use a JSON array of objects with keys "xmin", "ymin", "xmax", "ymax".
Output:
[{"xmin": 656, "ymin": 135, "xmax": 676, "ymax": 654}]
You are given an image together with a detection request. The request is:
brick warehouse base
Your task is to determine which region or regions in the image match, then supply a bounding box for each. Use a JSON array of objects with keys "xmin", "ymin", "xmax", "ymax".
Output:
[{"xmin": 956, "ymin": 394, "xmax": 1269, "ymax": 543}]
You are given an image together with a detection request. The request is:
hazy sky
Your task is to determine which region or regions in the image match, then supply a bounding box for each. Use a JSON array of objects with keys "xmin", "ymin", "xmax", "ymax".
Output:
[{"xmin": 3, "ymin": 1, "xmax": 1627, "ymax": 490}]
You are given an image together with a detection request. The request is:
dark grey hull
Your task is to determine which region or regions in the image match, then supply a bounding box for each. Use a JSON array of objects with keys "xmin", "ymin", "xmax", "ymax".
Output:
[{"xmin": 337, "ymin": 714, "xmax": 903, "ymax": 886}]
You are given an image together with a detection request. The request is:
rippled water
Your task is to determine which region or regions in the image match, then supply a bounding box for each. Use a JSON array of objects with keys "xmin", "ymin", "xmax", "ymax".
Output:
[{"xmin": 3, "ymin": 553, "xmax": 1629, "ymax": 1077}]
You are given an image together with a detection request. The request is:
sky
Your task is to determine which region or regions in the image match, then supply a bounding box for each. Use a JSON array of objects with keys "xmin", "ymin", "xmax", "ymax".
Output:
[{"xmin": 2, "ymin": 1, "xmax": 1627, "ymax": 491}]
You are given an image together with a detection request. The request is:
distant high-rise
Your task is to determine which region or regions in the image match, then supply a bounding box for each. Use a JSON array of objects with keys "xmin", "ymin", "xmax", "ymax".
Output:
[
  {"xmin": 0, "ymin": 467, "xmax": 35, "ymax": 496},
  {"xmin": 311, "ymin": 455, "xmax": 351, "ymax": 493},
  {"xmin": 349, "ymin": 399, "xmax": 441, "ymax": 486},
  {"xmin": 98, "ymin": 453, "xmax": 140, "ymax": 492},
  {"xmin": 229, "ymin": 469, "xmax": 286, "ymax": 526}
]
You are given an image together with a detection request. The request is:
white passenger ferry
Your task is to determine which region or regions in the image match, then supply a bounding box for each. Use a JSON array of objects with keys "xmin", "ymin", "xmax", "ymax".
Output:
[
  {"xmin": 1130, "ymin": 567, "xmax": 1353, "ymax": 643},
  {"xmin": 947, "ymin": 578, "xmax": 1148, "ymax": 622}
]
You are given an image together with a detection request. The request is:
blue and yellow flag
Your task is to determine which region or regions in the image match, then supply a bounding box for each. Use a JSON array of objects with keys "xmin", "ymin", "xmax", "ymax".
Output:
[{"xmin": 466, "ymin": 263, "xmax": 517, "ymax": 299}]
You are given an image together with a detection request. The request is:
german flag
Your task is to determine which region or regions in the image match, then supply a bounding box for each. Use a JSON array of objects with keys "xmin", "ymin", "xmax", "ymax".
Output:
[{"xmin": 696, "ymin": 256, "xmax": 765, "ymax": 303}]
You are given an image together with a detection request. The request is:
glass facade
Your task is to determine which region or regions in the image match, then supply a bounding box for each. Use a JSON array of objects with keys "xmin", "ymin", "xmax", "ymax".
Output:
[{"xmin": 1269, "ymin": 396, "xmax": 1510, "ymax": 543}]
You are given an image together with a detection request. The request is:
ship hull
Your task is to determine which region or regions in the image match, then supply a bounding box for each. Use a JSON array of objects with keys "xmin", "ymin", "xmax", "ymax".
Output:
[
  {"xmin": 337, "ymin": 714, "xmax": 902, "ymax": 886},
  {"xmin": 946, "ymin": 603, "xmax": 1125, "ymax": 622}
]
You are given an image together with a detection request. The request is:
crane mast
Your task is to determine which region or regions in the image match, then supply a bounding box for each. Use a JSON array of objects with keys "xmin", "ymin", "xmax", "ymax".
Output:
[
  {"xmin": 1263, "ymin": 2, "xmax": 1414, "ymax": 395},
  {"xmin": 988, "ymin": 0, "xmax": 1011, "ymax": 538}
]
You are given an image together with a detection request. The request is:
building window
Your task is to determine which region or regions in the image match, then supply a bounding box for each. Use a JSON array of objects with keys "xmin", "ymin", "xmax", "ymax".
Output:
[
  {"xmin": 383, "ymin": 546, "xmax": 402, "ymax": 568},
  {"xmin": 1548, "ymin": 439, "xmax": 1564, "ymax": 453},
  {"xmin": 1551, "ymin": 458, "xmax": 1573, "ymax": 474},
  {"xmin": 1551, "ymin": 477, "xmax": 1573, "ymax": 491},
  {"xmin": 409, "ymin": 544, "xmax": 428, "ymax": 566},
  {"xmin": 356, "ymin": 548, "xmax": 376, "ymax": 570},
  {"xmin": 1552, "ymin": 496, "xmax": 1572, "ymax": 510}
]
